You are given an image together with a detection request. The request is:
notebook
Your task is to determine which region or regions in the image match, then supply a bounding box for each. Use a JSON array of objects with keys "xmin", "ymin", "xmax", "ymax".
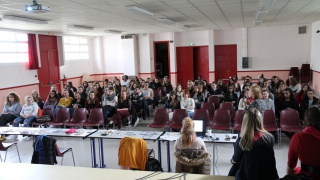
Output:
[{"xmin": 193, "ymin": 120, "xmax": 206, "ymax": 138}]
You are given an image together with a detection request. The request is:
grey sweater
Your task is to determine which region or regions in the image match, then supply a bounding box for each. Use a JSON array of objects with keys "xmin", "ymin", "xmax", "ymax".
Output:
[{"xmin": 2, "ymin": 102, "xmax": 22, "ymax": 117}]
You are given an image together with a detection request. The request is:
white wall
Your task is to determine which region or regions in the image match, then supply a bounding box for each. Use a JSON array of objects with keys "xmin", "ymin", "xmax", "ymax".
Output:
[
  {"xmin": 247, "ymin": 24, "xmax": 310, "ymax": 70},
  {"xmin": 102, "ymin": 35, "xmax": 123, "ymax": 73},
  {"xmin": 175, "ymin": 30, "xmax": 209, "ymax": 47},
  {"xmin": 139, "ymin": 34, "xmax": 152, "ymax": 73},
  {"xmin": 311, "ymin": 20, "xmax": 320, "ymax": 71}
]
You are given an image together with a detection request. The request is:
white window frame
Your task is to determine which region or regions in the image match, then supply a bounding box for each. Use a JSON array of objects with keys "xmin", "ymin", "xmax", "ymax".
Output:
[
  {"xmin": 63, "ymin": 36, "xmax": 89, "ymax": 61},
  {"xmin": 0, "ymin": 31, "xmax": 28, "ymax": 64}
]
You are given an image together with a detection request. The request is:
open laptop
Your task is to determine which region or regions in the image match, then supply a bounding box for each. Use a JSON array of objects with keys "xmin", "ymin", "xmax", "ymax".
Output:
[{"xmin": 193, "ymin": 120, "xmax": 206, "ymax": 139}]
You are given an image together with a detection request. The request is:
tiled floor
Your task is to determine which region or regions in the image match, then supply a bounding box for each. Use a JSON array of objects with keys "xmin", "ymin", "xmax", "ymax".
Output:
[{"xmin": 1, "ymin": 111, "xmax": 291, "ymax": 178}]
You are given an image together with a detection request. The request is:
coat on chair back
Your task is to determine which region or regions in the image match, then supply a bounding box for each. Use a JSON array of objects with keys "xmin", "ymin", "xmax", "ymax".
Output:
[{"xmin": 31, "ymin": 135, "xmax": 57, "ymax": 165}]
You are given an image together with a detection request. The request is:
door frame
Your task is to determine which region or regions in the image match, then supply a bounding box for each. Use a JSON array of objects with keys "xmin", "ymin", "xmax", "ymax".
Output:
[{"xmin": 153, "ymin": 41, "xmax": 170, "ymax": 79}]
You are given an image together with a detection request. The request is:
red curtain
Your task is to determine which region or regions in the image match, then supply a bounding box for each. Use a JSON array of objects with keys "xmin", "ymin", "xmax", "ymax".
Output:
[{"xmin": 28, "ymin": 34, "xmax": 39, "ymax": 69}]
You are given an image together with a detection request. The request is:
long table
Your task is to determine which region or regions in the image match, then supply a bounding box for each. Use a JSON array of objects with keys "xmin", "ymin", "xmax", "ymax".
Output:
[
  {"xmin": 160, "ymin": 132, "xmax": 238, "ymax": 174},
  {"xmin": 89, "ymin": 130, "xmax": 164, "ymax": 168}
]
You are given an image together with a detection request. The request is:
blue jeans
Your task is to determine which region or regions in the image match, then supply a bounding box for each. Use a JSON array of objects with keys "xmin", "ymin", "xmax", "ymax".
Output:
[
  {"xmin": 187, "ymin": 111, "xmax": 194, "ymax": 118},
  {"xmin": 13, "ymin": 116, "xmax": 36, "ymax": 127}
]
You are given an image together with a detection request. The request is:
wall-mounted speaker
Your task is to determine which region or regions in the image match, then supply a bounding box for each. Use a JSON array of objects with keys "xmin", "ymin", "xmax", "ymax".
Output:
[{"xmin": 242, "ymin": 57, "xmax": 249, "ymax": 68}]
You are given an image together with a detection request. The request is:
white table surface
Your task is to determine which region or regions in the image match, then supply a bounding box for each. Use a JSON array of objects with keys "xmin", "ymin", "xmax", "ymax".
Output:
[
  {"xmin": 160, "ymin": 132, "xmax": 238, "ymax": 143},
  {"xmin": 89, "ymin": 130, "xmax": 164, "ymax": 140}
]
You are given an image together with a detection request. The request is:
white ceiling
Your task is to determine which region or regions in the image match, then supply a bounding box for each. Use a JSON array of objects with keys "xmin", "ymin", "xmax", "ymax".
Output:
[{"xmin": 0, "ymin": 0, "xmax": 320, "ymax": 36}]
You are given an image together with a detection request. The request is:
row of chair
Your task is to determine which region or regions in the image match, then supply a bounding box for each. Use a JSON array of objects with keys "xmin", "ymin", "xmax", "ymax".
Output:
[{"xmin": 32, "ymin": 108, "xmax": 104, "ymax": 128}]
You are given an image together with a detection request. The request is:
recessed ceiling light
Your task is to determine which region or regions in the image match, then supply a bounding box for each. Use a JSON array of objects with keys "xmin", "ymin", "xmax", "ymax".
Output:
[
  {"xmin": 124, "ymin": 6, "xmax": 154, "ymax": 16},
  {"xmin": 157, "ymin": 18, "xmax": 175, "ymax": 25},
  {"xmin": 2, "ymin": 15, "xmax": 48, "ymax": 24},
  {"xmin": 68, "ymin": 25, "xmax": 94, "ymax": 30},
  {"xmin": 104, "ymin": 30, "xmax": 122, "ymax": 34}
]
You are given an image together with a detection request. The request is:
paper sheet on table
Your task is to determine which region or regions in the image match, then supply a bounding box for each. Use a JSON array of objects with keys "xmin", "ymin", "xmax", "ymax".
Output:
[{"xmin": 160, "ymin": 134, "xmax": 180, "ymax": 141}]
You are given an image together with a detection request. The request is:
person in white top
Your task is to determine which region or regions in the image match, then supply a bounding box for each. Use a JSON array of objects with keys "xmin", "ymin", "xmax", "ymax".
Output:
[
  {"xmin": 101, "ymin": 87, "xmax": 118, "ymax": 125},
  {"xmin": 180, "ymin": 89, "xmax": 195, "ymax": 118},
  {"xmin": 141, "ymin": 82, "xmax": 154, "ymax": 117},
  {"xmin": 238, "ymin": 89, "xmax": 250, "ymax": 110},
  {"xmin": 288, "ymin": 76, "xmax": 301, "ymax": 93},
  {"xmin": 121, "ymin": 75, "xmax": 130, "ymax": 88},
  {"xmin": 174, "ymin": 117, "xmax": 207, "ymax": 152},
  {"xmin": 13, "ymin": 96, "xmax": 38, "ymax": 127},
  {"xmin": 262, "ymin": 90, "xmax": 275, "ymax": 113}
]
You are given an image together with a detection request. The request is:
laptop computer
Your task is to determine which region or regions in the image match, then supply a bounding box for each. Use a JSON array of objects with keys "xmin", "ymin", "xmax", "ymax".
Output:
[{"xmin": 193, "ymin": 120, "xmax": 206, "ymax": 138}]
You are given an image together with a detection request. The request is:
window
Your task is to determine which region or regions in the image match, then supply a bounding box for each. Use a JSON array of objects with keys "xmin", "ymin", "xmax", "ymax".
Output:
[
  {"xmin": 0, "ymin": 31, "xmax": 28, "ymax": 63},
  {"xmin": 63, "ymin": 36, "xmax": 89, "ymax": 61}
]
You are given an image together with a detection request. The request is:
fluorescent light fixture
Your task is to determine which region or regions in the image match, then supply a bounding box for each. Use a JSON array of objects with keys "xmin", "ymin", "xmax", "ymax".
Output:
[
  {"xmin": 254, "ymin": 20, "xmax": 263, "ymax": 26},
  {"xmin": 124, "ymin": 6, "xmax": 154, "ymax": 16},
  {"xmin": 256, "ymin": 10, "xmax": 268, "ymax": 19},
  {"xmin": 104, "ymin": 30, "xmax": 122, "ymax": 34},
  {"xmin": 68, "ymin": 25, "xmax": 94, "ymax": 30},
  {"xmin": 2, "ymin": 15, "xmax": 48, "ymax": 24},
  {"xmin": 177, "ymin": 25, "xmax": 190, "ymax": 30},
  {"xmin": 157, "ymin": 18, "xmax": 175, "ymax": 25},
  {"xmin": 260, "ymin": 0, "xmax": 273, "ymax": 8}
]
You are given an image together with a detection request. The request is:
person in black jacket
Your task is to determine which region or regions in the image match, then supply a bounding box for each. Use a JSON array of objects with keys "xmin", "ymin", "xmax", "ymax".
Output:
[
  {"xmin": 224, "ymin": 85, "xmax": 238, "ymax": 110},
  {"xmin": 228, "ymin": 107, "xmax": 278, "ymax": 180},
  {"xmin": 130, "ymin": 86, "xmax": 147, "ymax": 121},
  {"xmin": 299, "ymin": 89, "xmax": 319, "ymax": 119},
  {"xmin": 278, "ymin": 88, "xmax": 299, "ymax": 117}
]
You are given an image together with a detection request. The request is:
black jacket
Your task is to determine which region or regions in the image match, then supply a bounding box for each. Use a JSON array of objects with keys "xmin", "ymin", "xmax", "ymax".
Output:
[{"xmin": 31, "ymin": 135, "xmax": 57, "ymax": 165}]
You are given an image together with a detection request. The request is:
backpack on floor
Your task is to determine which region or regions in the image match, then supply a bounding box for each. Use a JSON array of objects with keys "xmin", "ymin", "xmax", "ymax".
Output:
[{"xmin": 145, "ymin": 149, "xmax": 163, "ymax": 172}]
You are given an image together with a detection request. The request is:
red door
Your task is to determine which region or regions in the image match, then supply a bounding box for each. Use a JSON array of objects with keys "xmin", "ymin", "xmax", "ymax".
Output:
[
  {"xmin": 195, "ymin": 46, "xmax": 209, "ymax": 82},
  {"xmin": 37, "ymin": 35, "xmax": 61, "ymax": 99},
  {"xmin": 176, "ymin": 47, "xmax": 194, "ymax": 89},
  {"xmin": 214, "ymin": 45, "xmax": 237, "ymax": 81}
]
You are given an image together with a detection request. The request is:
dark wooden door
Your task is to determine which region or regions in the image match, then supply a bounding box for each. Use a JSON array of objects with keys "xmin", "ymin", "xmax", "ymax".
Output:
[
  {"xmin": 154, "ymin": 41, "xmax": 170, "ymax": 79},
  {"xmin": 194, "ymin": 46, "xmax": 209, "ymax": 82},
  {"xmin": 176, "ymin": 47, "xmax": 194, "ymax": 89},
  {"xmin": 37, "ymin": 35, "xmax": 60, "ymax": 99},
  {"xmin": 214, "ymin": 45, "xmax": 237, "ymax": 81}
]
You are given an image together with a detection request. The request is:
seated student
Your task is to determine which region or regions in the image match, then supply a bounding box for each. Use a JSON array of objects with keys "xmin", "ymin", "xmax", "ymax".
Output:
[
  {"xmin": 0, "ymin": 92, "xmax": 22, "ymax": 126},
  {"xmin": 187, "ymin": 80, "xmax": 195, "ymax": 95},
  {"xmin": 13, "ymin": 96, "xmax": 39, "ymax": 128},
  {"xmin": 217, "ymin": 79, "xmax": 227, "ymax": 94},
  {"xmin": 262, "ymin": 90, "xmax": 275, "ymax": 113},
  {"xmin": 228, "ymin": 107, "xmax": 278, "ymax": 180},
  {"xmin": 130, "ymin": 86, "xmax": 147, "ymax": 121},
  {"xmin": 261, "ymin": 87, "xmax": 274, "ymax": 101},
  {"xmin": 153, "ymin": 77, "xmax": 162, "ymax": 90},
  {"xmin": 77, "ymin": 85, "xmax": 87, "ymax": 101},
  {"xmin": 71, "ymin": 92, "xmax": 85, "ymax": 109},
  {"xmin": 299, "ymin": 89, "xmax": 319, "ymax": 119},
  {"xmin": 275, "ymin": 83, "xmax": 288, "ymax": 117},
  {"xmin": 57, "ymin": 90, "xmax": 73, "ymax": 108},
  {"xmin": 279, "ymin": 88, "xmax": 299, "ymax": 113},
  {"xmin": 111, "ymin": 91, "xmax": 131, "ymax": 130},
  {"xmin": 288, "ymin": 76, "xmax": 301, "ymax": 93},
  {"xmin": 287, "ymin": 106, "xmax": 320, "ymax": 180},
  {"xmin": 208, "ymin": 82, "xmax": 223, "ymax": 97},
  {"xmin": 92, "ymin": 84, "xmax": 102, "ymax": 102},
  {"xmin": 175, "ymin": 84, "xmax": 184, "ymax": 101},
  {"xmin": 101, "ymin": 87, "xmax": 118, "ymax": 125},
  {"xmin": 129, "ymin": 83, "xmax": 138, "ymax": 95},
  {"xmin": 174, "ymin": 117, "xmax": 210, "ymax": 174},
  {"xmin": 224, "ymin": 85, "xmax": 239, "ymax": 110},
  {"xmin": 43, "ymin": 90, "xmax": 59, "ymax": 109},
  {"xmin": 198, "ymin": 83, "xmax": 207, "ymax": 101},
  {"xmin": 67, "ymin": 82, "xmax": 77, "ymax": 93},
  {"xmin": 114, "ymin": 79, "xmax": 122, "ymax": 96},
  {"xmin": 146, "ymin": 77, "xmax": 155, "ymax": 90},
  {"xmin": 165, "ymin": 92, "xmax": 181, "ymax": 120},
  {"xmin": 64, "ymin": 86, "xmax": 75, "ymax": 99},
  {"xmin": 50, "ymin": 84, "xmax": 62, "ymax": 99},
  {"xmin": 141, "ymin": 82, "xmax": 154, "ymax": 116},
  {"xmin": 85, "ymin": 91, "xmax": 101, "ymax": 115},
  {"xmin": 31, "ymin": 90, "xmax": 44, "ymax": 110},
  {"xmin": 296, "ymin": 84, "xmax": 310, "ymax": 105},
  {"xmin": 191, "ymin": 86, "xmax": 205, "ymax": 109},
  {"xmin": 180, "ymin": 89, "xmax": 195, "ymax": 118},
  {"xmin": 121, "ymin": 75, "xmax": 130, "ymax": 88},
  {"xmin": 238, "ymin": 89, "xmax": 250, "ymax": 110},
  {"xmin": 162, "ymin": 76, "xmax": 173, "ymax": 94},
  {"xmin": 82, "ymin": 81, "xmax": 92, "ymax": 95}
]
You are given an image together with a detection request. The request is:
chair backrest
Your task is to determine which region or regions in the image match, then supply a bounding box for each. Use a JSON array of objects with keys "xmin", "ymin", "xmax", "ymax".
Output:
[
  {"xmin": 153, "ymin": 108, "xmax": 170, "ymax": 125},
  {"xmin": 153, "ymin": 89, "xmax": 162, "ymax": 102},
  {"xmin": 263, "ymin": 110, "xmax": 277, "ymax": 128},
  {"xmin": 56, "ymin": 108, "xmax": 70, "ymax": 123},
  {"xmin": 213, "ymin": 109, "xmax": 231, "ymax": 128},
  {"xmin": 158, "ymin": 87, "xmax": 167, "ymax": 97},
  {"xmin": 42, "ymin": 107, "xmax": 55, "ymax": 121},
  {"xmin": 171, "ymin": 109, "xmax": 188, "ymax": 126},
  {"xmin": 280, "ymin": 109, "xmax": 301, "ymax": 129},
  {"xmin": 220, "ymin": 102, "xmax": 235, "ymax": 118},
  {"xmin": 201, "ymin": 102, "xmax": 215, "ymax": 120},
  {"xmin": 193, "ymin": 109, "xmax": 210, "ymax": 127},
  {"xmin": 71, "ymin": 108, "xmax": 87, "ymax": 123},
  {"xmin": 88, "ymin": 108, "xmax": 104, "ymax": 124},
  {"xmin": 234, "ymin": 110, "xmax": 244, "ymax": 131},
  {"xmin": 207, "ymin": 95, "xmax": 220, "ymax": 109}
]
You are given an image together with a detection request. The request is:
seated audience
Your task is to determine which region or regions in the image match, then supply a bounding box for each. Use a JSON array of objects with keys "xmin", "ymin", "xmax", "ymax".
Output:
[
  {"xmin": 187, "ymin": 80, "xmax": 195, "ymax": 95},
  {"xmin": 92, "ymin": 85, "xmax": 102, "ymax": 102},
  {"xmin": 180, "ymin": 89, "xmax": 195, "ymax": 118},
  {"xmin": 71, "ymin": 92, "xmax": 85, "ymax": 109},
  {"xmin": 82, "ymin": 81, "xmax": 92, "ymax": 95},
  {"xmin": 279, "ymin": 88, "xmax": 299, "ymax": 116},
  {"xmin": 0, "ymin": 92, "xmax": 22, "ymax": 127},
  {"xmin": 192, "ymin": 86, "xmax": 205, "ymax": 109},
  {"xmin": 224, "ymin": 85, "xmax": 239, "ymax": 111},
  {"xmin": 67, "ymin": 82, "xmax": 77, "ymax": 93},
  {"xmin": 130, "ymin": 86, "xmax": 147, "ymax": 121},
  {"xmin": 121, "ymin": 75, "xmax": 130, "ymax": 88},
  {"xmin": 13, "ymin": 96, "xmax": 39, "ymax": 128},
  {"xmin": 101, "ymin": 87, "xmax": 118, "ymax": 125},
  {"xmin": 228, "ymin": 107, "xmax": 278, "ymax": 179},
  {"xmin": 32, "ymin": 90, "xmax": 44, "ymax": 110},
  {"xmin": 296, "ymin": 84, "xmax": 310, "ymax": 105},
  {"xmin": 114, "ymin": 79, "xmax": 122, "ymax": 96},
  {"xmin": 248, "ymin": 85, "xmax": 267, "ymax": 115},
  {"xmin": 165, "ymin": 92, "xmax": 181, "ymax": 120},
  {"xmin": 262, "ymin": 90, "xmax": 275, "ymax": 113},
  {"xmin": 175, "ymin": 84, "xmax": 183, "ymax": 101},
  {"xmin": 162, "ymin": 76, "xmax": 173, "ymax": 94},
  {"xmin": 111, "ymin": 91, "xmax": 131, "ymax": 129},
  {"xmin": 299, "ymin": 89, "xmax": 319, "ymax": 119},
  {"xmin": 153, "ymin": 77, "xmax": 162, "ymax": 90},
  {"xmin": 287, "ymin": 105, "xmax": 320, "ymax": 179},
  {"xmin": 78, "ymin": 85, "xmax": 87, "ymax": 101},
  {"xmin": 217, "ymin": 79, "xmax": 227, "ymax": 94},
  {"xmin": 288, "ymin": 76, "xmax": 301, "ymax": 93},
  {"xmin": 43, "ymin": 90, "xmax": 59, "ymax": 109},
  {"xmin": 208, "ymin": 82, "xmax": 223, "ymax": 97},
  {"xmin": 85, "ymin": 91, "xmax": 101, "ymax": 115},
  {"xmin": 238, "ymin": 89, "xmax": 250, "ymax": 110},
  {"xmin": 141, "ymin": 82, "xmax": 154, "ymax": 116},
  {"xmin": 50, "ymin": 84, "xmax": 61, "ymax": 98}
]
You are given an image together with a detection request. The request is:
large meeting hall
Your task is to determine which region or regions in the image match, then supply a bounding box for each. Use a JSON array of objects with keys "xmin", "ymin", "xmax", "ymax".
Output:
[{"xmin": 1, "ymin": 0, "xmax": 320, "ymax": 179}]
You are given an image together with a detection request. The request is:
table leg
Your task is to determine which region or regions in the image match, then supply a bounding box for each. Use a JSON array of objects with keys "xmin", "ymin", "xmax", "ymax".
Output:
[
  {"xmin": 212, "ymin": 142, "xmax": 215, "ymax": 175},
  {"xmin": 90, "ymin": 138, "xmax": 98, "ymax": 168},
  {"xmin": 99, "ymin": 138, "xmax": 106, "ymax": 168},
  {"xmin": 167, "ymin": 141, "xmax": 171, "ymax": 172},
  {"xmin": 158, "ymin": 140, "xmax": 162, "ymax": 167}
]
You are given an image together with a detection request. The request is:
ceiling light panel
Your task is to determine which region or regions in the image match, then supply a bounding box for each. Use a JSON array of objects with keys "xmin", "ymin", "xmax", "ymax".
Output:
[
  {"xmin": 124, "ymin": 6, "xmax": 154, "ymax": 16},
  {"xmin": 2, "ymin": 15, "xmax": 48, "ymax": 24},
  {"xmin": 256, "ymin": 10, "xmax": 268, "ymax": 19}
]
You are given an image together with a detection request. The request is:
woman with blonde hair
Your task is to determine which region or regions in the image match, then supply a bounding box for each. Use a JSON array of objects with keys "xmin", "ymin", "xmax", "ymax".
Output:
[
  {"xmin": 228, "ymin": 107, "xmax": 278, "ymax": 179},
  {"xmin": 174, "ymin": 117, "xmax": 207, "ymax": 151},
  {"xmin": 248, "ymin": 84, "xmax": 267, "ymax": 115}
]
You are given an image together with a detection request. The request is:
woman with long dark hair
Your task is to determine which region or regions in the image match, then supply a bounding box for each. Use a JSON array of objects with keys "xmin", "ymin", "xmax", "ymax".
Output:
[
  {"xmin": 43, "ymin": 90, "xmax": 59, "ymax": 109},
  {"xmin": 111, "ymin": 91, "xmax": 131, "ymax": 129}
]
